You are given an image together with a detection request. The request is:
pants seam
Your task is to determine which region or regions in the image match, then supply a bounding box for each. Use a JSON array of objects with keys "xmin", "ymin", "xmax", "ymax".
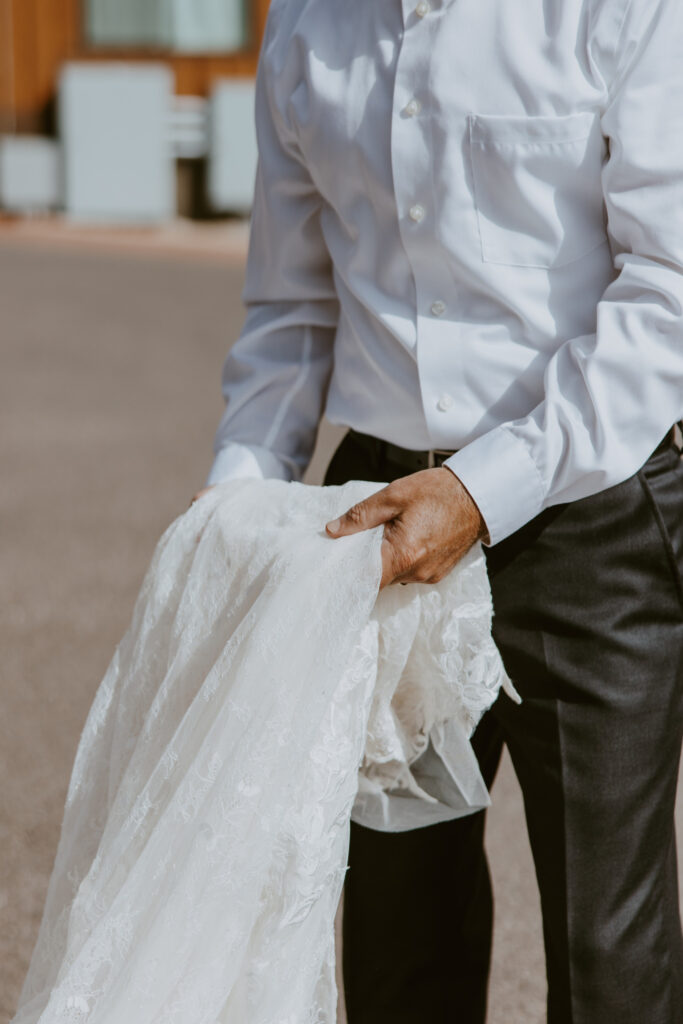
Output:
[
  {"xmin": 557, "ymin": 699, "xmax": 574, "ymax": 1024},
  {"xmin": 540, "ymin": 628, "xmax": 575, "ymax": 1024}
]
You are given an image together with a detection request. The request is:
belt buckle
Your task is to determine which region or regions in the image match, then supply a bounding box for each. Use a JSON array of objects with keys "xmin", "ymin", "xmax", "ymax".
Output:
[{"xmin": 427, "ymin": 448, "xmax": 454, "ymax": 469}]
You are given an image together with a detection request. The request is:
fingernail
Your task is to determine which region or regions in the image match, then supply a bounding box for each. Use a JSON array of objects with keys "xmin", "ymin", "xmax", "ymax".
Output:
[{"xmin": 327, "ymin": 518, "xmax": 341, "ymax": 534}]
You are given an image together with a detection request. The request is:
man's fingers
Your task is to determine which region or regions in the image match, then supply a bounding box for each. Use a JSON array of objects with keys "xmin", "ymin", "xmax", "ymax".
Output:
[
  {"xmin": 189, "ymin": 485, "xmax": 215, "ymax": 508},
  {"xmin": 378, "ymin": 525, "xmax": 428, "ymax": 588},
  {"xmin": 380, "ymin": 535, "xmax": 405, "ymax": 588},
  {"xmin": 326, "ymin": 487, "xmax": 398, "ymax": 537}
]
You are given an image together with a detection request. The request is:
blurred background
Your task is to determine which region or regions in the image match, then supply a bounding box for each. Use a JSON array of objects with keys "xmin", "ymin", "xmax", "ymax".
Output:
[
  {"xmin": 0, "ymin": 0, "xmax": 264, "ymax": 224},
  {"xmin": 1, "ymin": 4, "xmax": 678, "ymax": 1023}
]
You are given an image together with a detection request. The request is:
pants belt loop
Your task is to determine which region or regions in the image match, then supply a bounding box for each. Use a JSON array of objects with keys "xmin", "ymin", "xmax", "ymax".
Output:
[{"xmin": 675, "ymin": 421, "xmax": 683, "ymax": 455}]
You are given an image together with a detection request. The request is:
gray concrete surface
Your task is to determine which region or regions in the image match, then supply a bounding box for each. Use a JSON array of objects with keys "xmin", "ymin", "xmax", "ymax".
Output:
[{"xmin": 1, "ymin": 238, "xmax": 678, "ymax": 1022}]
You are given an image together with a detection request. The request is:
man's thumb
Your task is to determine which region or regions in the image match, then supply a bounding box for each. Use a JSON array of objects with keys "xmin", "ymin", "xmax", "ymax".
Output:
[{"xmin": 325, "ymin": 491, "xmax": 396, "ymax": 537}]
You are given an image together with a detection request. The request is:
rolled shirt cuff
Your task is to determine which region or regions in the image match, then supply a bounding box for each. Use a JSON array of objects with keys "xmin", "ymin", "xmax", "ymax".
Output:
[
  {"xmin": 205, "ymin": 442, "xmax": 294, "ymax": 488},
  {"xmin": 443, "ymin": 426, "xmax": 546, "ymax": 546}
]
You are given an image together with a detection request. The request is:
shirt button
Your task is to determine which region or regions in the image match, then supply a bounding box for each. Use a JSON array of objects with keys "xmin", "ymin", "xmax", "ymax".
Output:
[
  {"xmin": 404, "ymin": 98, "xmax": 422, "ymax": 117},
  {"xmin": 437, "ymin": 393, "xmax": 455, "ymax": 412},
  {"xmin": 430, "ymin": 299, "xmax": 446, "ymax": 316},
  {"xmin": 409, "ymin": 203, "xmax": 425, "ymax": 223},
  {"xmin": 415, "ymin": 0, "xmax": 431, "ymax": 16}
]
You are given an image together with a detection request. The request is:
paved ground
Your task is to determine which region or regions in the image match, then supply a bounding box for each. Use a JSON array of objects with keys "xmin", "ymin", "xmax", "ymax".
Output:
[
  {"xmin": 0, "ymin": 233, "xmax": 678, "ymax": 1022},
  {"xmin": 0, "ymin": 214, "xmax": 251, "ymax": 264}
]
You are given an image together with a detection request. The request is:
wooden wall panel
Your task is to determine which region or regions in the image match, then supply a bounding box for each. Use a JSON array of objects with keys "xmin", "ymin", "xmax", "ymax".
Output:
[
  {"xmin": 0, "ymin": 0, "xmax": 270, "ymax": 134},
  {"xmin": 0, "ymin": 1, "xmax": 15, "ymax": 130}
]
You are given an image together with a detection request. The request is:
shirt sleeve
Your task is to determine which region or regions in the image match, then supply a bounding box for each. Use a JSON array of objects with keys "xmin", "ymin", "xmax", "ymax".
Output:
[
  {"xmin": 205, "ymin": 3, "xmax": 339, "ymax": 488},
  {"xmin": 445, "ymin": 0, "xmax": 683, "ymax": 545}
]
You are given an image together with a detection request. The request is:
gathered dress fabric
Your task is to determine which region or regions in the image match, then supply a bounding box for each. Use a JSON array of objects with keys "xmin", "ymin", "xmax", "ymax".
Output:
[{"xmin": 11, "ymin": 479, "xmax": 511, "ymax": 1024}]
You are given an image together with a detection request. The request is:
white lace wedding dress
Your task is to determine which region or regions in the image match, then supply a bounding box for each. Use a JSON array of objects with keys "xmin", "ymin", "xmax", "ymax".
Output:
[{"xmin": 11, "ymin": 478, "xmax": 514, "ymax": 1024}]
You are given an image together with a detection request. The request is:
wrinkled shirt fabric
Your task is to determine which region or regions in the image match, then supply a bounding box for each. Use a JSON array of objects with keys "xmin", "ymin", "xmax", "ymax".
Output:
[{"xmin": 206, "ymin": 0, "xmax": 683, "ymax": 544}]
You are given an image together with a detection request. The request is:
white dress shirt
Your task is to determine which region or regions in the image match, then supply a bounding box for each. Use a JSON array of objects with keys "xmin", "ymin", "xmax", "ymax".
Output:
[{"xmin": 206, "ymin": 0, "xmax": 683, "ymax": 544}]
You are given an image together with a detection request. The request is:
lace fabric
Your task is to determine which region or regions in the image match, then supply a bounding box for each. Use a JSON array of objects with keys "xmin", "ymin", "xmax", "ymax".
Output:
[{"xmin": 11, "ymin": 479, "xmax": 512, "ymax": 1024}]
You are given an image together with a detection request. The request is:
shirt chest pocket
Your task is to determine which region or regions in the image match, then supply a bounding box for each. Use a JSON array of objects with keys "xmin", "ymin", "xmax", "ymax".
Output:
[{"xmin": 467, "ymin": 110, "xmax": 608, "ymax": 269}]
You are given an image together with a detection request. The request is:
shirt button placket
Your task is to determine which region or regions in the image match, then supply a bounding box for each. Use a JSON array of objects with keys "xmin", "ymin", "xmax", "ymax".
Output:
[{"xmin": 395, "ymin": 0, "xmax": 458, "ymax": 447}]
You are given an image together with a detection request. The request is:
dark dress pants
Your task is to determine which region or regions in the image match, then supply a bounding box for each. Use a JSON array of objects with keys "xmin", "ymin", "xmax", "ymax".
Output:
[{"xmin": 324, "ymin": 430, "xmax": 683, "ymax": 1024}]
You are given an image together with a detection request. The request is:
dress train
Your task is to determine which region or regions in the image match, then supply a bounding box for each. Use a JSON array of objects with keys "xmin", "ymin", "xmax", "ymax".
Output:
[{"xmin": 11, "ymin": 479, "xmax": 513, "ymax": 1024}]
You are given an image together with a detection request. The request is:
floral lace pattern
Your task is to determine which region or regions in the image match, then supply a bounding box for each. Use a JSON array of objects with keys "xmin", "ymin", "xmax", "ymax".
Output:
[{"xmin": 11, "ymin": 479, "xmax": 511, "ymax": 1024}]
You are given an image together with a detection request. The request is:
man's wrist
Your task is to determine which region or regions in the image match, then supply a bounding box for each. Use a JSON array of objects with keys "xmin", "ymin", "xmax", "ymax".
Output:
[{"xmin": 441, "ymin": 465, "xmax": 490, "ymax": 545}]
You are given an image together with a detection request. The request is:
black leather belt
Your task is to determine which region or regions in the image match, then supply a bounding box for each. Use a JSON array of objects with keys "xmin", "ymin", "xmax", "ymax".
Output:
[
  {"xmin": 347, "ymin": 425, "xmax": 679, "ymax": 474},
  {"xmin": 347, "ymin": 429, "xmax": 458, "ymax": 472}
]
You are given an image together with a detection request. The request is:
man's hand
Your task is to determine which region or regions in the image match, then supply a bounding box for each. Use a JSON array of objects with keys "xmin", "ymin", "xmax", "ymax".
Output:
[
  {"xmin": 325, "ymin": 467, "xmax": 488, "ymax": 589},
  {"xmin": 189, "ymin": 485, "xmax": 215, "ymax": 507}
]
